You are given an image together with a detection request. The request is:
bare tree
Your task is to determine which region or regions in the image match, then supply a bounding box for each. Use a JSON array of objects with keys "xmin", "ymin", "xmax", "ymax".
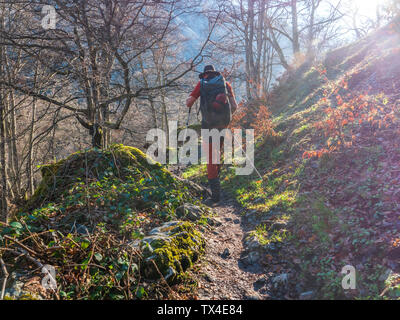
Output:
[
  {"xmin": 0, "ymin": 0, "xmax": 215, "ymax": 149},
  {"xmin": 215, "ymin": 0, "xmax": 280, "ymax": 100},
  {"xmin": 213, "ymin": 0, "xmax": 345, "ymax": 101},
  {"xmin": 0, "ymin": 0, "xmax": 221, "ymax": 220},
  {"xmin": 0, "ymin": 1, "xmax": 7, "ymax": 221}
]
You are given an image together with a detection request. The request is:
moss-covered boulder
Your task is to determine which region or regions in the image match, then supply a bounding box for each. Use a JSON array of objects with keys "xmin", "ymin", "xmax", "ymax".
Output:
[
  {"xmin": 29, "ymin": 144, "xmax": 172, "ymax": 207},
  {"xmin": 140, "ymin": 221, "xmax": 205, "ymax": 283},
  {"xmin": 2, "ymin": 144, "xmax": 205, "ymax": 299}
]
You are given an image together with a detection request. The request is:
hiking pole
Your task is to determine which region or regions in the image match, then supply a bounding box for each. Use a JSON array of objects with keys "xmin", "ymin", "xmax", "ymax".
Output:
[
  {"xmin": 183, "ymin": 106, "xmax": 192, "ymax": 145},
  {"xmin": 186, "ymin": 106, "xmax": 192, "ymax": 131},
  {"xmin": 231, "ymin": 132, "xmax": 264, "ymax": 181},
  {"xmin": 178, "ymin": 106, "xmax": 191, "ymax": 175}
]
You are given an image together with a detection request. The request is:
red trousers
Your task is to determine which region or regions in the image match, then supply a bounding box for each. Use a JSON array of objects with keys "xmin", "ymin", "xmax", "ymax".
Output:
[{"xmin": 203, "ymin": 136, "xmax": 224, "ymax": 180}]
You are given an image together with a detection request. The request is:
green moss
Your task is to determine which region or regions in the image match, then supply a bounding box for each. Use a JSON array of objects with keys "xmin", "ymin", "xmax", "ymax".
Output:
[
  {"xmin": 182, "ymin": 164, "xmax": 207, "ymax": 183},
  {"xmin": 251, "ymin": 226, "xmax": 290, "ymax": 246},
  {"xmin": 293, "ymin": 124, "xmax": 311, "ymax": 136},
  {"xmin": 4, "ymin": 293, "xmax": 39, "ymax": 300},
  {"xmin": 111, "ymin": 144, "xmax": 171, "ymax": 179},
  {"xmin": 28, "ymin": 144, "xmax": 172, "ymax": 207},
  {"xmin": 142, "ymin": 222, "xmax": 205, "ymax": 283}
]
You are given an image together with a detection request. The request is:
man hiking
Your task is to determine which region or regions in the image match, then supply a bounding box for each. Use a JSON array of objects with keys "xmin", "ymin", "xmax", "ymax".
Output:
[{"xmin": 186, "ymin": 65, "xmax": 238, "ymax": 205}]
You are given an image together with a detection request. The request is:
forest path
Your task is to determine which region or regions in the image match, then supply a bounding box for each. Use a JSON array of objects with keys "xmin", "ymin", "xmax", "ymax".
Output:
[{"xmin": 191, "ymin": 193, "xmax": 274, "ymax": 300}]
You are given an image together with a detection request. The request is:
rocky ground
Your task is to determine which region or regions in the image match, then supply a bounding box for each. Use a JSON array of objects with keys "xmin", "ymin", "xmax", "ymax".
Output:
[{"xmin": 190, "ymin": 191, "xmax": 297, "ymax": 300}]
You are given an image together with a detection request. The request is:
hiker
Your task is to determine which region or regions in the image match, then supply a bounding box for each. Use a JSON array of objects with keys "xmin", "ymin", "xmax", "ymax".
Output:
[{"xmin": 186, "ymin": 65, "xmax": 238, "ymax": 205}]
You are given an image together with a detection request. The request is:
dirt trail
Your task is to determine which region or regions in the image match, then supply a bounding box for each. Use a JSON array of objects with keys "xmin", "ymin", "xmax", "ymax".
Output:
[{"xmin": 192, "ymin": 193, "xmax": 274, "ymax": 300}]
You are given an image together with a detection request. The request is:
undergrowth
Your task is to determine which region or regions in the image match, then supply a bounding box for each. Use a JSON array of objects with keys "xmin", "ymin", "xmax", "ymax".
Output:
[{"xmin": 0, "ymin": 144, "xmax": 202, "ymax": 300}]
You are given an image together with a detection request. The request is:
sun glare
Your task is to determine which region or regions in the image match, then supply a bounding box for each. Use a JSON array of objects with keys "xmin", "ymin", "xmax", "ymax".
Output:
[{"xmin": 353, "ymin": 0, "xmax": 386, "ymax": 17}]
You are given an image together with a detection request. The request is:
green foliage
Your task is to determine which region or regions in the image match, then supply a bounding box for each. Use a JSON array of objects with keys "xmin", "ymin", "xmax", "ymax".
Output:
[
  {"xmin": 251, "ymin": 224, "xmax": 290, "ymax": 246},
  {"xmin": 28, "ymin": 144, "xmax": 173, "ymax": 208},
  {"xmin": 1, "ymin": 144, "xmax": 202, "ymax": 300}
]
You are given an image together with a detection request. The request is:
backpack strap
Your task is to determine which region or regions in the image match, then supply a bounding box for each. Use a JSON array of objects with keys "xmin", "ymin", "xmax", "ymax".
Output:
[
  {"xmin": 199, "ymin": 79, "xmax": 207, "ymax": 113},
  {"xmin": 198, "ymin": 80, "xmax": 204, "ymax": 117}
]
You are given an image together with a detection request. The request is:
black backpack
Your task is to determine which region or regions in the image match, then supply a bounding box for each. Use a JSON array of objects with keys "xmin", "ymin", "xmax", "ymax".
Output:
[{"xmin": 200, "ymin": 73, "xmax": 232, "ymax": 129}]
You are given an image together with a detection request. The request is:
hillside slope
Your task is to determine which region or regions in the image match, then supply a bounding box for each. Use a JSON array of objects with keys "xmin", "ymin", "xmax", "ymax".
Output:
[
  {"xmin": 187, "ymin": 17, "xmax": 400, "ymax": 299},
  {"xmin": 244, "ymin": 17, "xmax": 400, "ymax": 299},
  {"xmin": 266, "ymin": 17, "xmax": 400, "ymax": 299},
  {"xmin": 0, "ymin": 145, "xmax": 213, "ymax": 300}
]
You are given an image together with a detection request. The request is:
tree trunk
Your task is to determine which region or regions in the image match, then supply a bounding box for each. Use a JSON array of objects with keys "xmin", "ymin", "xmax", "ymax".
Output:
[
  {"xmin": 307, "ymin": 0, "xmax": 316, "ymax": 55},
  {"xmin": 291, "ymin": 0, "xmax": 300, "ymax": 55},
  {"xmin": 90, "ymin": 124, "xmax": 104, "ymax": 149},
  {"xmin": 7, "ymin": 88, "xmax": 21, "ymax": 199},
  {"xmin": 247, "ymin": 0, "xmax": 256, "ymax": 99},
  {"xmin": 255, "ymin": 0, "xmax": 266, "ymax": 98},
  {"xmin": 0, "ymin": 95, "xmax": 7, "ymax": 222},
  {"xmin": 0, "ymin": 5, "xmax": 8, "ymax": 221},
  {"xmin": 266, "ymin": 19, "xmax": 290, "ymax": 70},
  {"xmin": 27, "ymin": 97, "xmax": 36, "ymax": 196}
]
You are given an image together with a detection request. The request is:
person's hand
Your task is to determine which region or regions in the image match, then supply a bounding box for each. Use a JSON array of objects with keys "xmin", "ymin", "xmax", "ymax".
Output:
[{"xmin": 186, "ymin": 96, "xmax": 196, "ymax": 108}]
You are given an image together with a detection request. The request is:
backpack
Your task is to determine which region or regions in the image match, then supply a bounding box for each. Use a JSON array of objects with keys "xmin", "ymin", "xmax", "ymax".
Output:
[{"xmin": 200, "ymin": 73, "xmax": 232, "ymax": 129}]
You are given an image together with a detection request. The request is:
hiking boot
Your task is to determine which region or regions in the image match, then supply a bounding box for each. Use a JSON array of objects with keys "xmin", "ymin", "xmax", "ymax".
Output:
[
  {"xmin": 209, "ymin": 178, "xmax": 221, "ymax": 202},
  {"xmin": 203, "ymin": 197, "xmax": 220, "ymax": 207},
  {"xmin": 202, "ymin": 178, "xmax": 221, "ymax": 207}
]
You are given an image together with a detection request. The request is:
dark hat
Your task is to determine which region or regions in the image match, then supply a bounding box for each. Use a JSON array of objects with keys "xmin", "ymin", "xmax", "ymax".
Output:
[
  {"xmin": 204, "ymin": 65, "xmax": 215, "ymax": 73},
  {"xmin": 199, "ymin": 65, "xmax": 218, "ymax": 79}
]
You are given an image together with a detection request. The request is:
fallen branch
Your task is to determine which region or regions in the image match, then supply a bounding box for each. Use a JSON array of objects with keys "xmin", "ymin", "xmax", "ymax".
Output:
[
  {"xmin": 7, "ymin": 248, "xmax": 43, "ymax": 269},
  {"xmin": 4, "ymin": 235, "xmax": 39, "ymax": 257},
  {"xmin": 380, "ymin": 286, "xmax": 390, "ymax": 297},
  {"xmin": 150, "ymin": 259, "xmax": 178, "ymax": 300},
  {"xmin": 7, "ymin": 248, "xmax": 59, "ymax": 300},
  {"xmin": 0, "ymin": 258, "xmax": 9, "ymax": 300}
]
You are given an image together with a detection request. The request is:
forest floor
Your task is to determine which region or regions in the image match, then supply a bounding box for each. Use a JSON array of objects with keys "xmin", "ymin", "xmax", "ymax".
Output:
[
  {"xmin": 187, "ymin": 190, "xmax": 293, "ymax": 300},
  {"xmin": 192, "ymin": 195, "xmax": 266, "ymax": 300}
]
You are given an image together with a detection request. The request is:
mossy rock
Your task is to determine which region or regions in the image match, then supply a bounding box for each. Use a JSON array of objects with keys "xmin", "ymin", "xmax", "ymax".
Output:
[
  {"xmin": 28, "ymin": 144, "xmax": 172, "ymax": 207},
  {"xmin": 176, "ymin": 203, "xmax": 205, "ymax": 221},
  {"xmin": 141, "ymin": 221, "xmax": 205, "ymax": 283},
  {"xmin": 4, "ymin": 293, "xmax": 41, "ymax": 300}
]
